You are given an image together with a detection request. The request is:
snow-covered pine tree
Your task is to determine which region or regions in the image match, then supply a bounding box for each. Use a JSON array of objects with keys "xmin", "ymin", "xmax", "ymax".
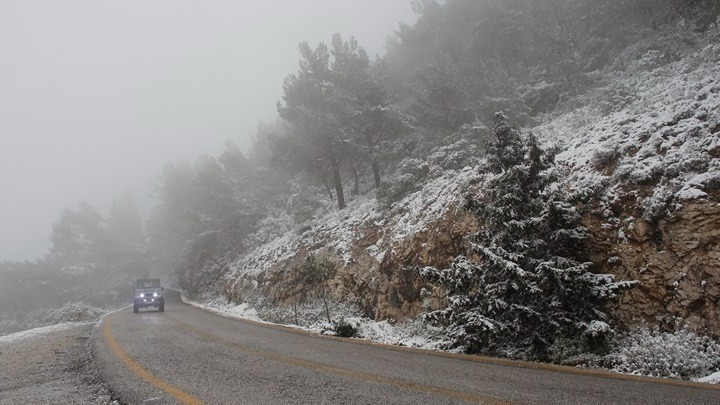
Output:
[{"xmin": 420, "ymin": 113, "xmax": 635, "ymax": 360}]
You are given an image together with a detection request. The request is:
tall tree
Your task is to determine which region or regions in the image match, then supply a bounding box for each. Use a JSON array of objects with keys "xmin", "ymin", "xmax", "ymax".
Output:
[
  {"xmin": 250, "ymin": 121, "xmax": 286, "ymax": 169},
  {"xmin": 412, "ymin": 51, "xmax": 473, "ymax": 133},
  {"xmin": 218, "ymin": 140, "xmax": 250, "ymax": 176},
  {"xmin": 330, "ymin": 34, "xmax": 412, "ymax": 188},
  {"xmin": 50, "ymin": 201, "xmax": 106, "ymax": 263},
  {"xmin": 421, "ymin": 115, "xmax": 634, "ymax": 359},
  {"xmin": 278, "ymin": 40, "xmax": 349, "ymax": 209}
]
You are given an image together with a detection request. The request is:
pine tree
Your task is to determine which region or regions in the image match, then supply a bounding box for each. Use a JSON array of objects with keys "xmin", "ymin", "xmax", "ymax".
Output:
[
  {"xmin": 50, "ymin": 201, "xmax": 106, "ymax": 262},
  {"xmin": 420, "ymin": 115, "xmax": 634, "ymax": 360},
  {"xmin": 329, "ymin": 34, "xmax": 412, "ymax": 189},
  {"xmin": 277, "ymin": 40, "xmax": 349, "ymax": 209},
  {"xmin": 412, "ymin": 51, "xmax": 472, "ymax": 133}
]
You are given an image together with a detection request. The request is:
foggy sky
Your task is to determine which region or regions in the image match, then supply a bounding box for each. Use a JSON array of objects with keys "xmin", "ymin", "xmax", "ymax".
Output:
[{"xmin": 0, "ymin": 0, "xmax": 417, "ymax": 261}]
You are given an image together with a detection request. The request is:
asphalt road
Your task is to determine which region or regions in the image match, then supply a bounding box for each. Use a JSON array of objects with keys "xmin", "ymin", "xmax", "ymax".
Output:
[{"xmin": 91, "ymin": 291, "xmax": 720, "ymax": 405}]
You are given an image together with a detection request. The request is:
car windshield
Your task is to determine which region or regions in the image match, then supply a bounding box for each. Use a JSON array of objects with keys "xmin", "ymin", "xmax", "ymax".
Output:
[{"xmin": 136, "ymin": 280, "xmax": 160, "ymax": 289}]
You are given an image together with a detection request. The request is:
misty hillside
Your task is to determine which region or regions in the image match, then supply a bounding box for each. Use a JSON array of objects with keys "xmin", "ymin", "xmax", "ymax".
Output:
[
  {"xmin": 166, "ymin": 0, "xmax": 720, "ymax": 367},
  {"xmin": 2, "ymin": 0, "xmax": 720, "ymax": 380}
]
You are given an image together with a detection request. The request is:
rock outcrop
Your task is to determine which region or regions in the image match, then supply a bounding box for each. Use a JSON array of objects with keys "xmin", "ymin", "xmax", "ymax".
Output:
[
  {"xmin": 223, "ymin": 207, "xmax": 478, "ymax": 322},
  {"xmin": 585, "ymin": 192, "xmax": 720, "ymax": 336}
]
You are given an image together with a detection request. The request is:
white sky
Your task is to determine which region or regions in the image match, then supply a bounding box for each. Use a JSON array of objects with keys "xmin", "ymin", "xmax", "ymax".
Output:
[{"xmin": 0, "ymin": 0, "xmax": 417, "ymax": 261}]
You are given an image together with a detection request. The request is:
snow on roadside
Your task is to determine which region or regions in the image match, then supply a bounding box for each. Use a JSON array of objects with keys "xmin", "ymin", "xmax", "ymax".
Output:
[
  {"xmin": 695, "ymin": 371, "xmax": 720, "ymax": 384},
  {"xmin": 181, "ymin": 292, "xmax": 447, "ymax": 351},
  {"xmin": 183, "ymin": 293, "xmax": 263, "ymax": 323},
  {"xmin": 0, "ymin": 322, "xmax": 90, "ymax": 344},
  {"xmin": 348, "ymin": 316, "xmax": 445, "ymax": 350},
  {"xmin": 183, "ymin": 293, "xmax": 331, "ymax": 335}
]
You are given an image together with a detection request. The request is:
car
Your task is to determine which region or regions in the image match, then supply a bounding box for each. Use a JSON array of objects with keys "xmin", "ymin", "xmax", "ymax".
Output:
[{"xmin": 133, "ymin": 279, "xmax": 165, "ymax": 313}]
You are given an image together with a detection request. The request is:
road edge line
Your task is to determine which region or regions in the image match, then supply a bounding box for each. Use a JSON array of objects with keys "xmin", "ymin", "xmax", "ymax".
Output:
[{"xmin": 177, "ymin": 292, "xmax": 720, "ymax": 393}]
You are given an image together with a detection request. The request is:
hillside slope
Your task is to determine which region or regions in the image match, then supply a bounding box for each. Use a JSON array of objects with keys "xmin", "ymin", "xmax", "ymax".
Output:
[
  {"xmin": 188, "ymin": 24, "xmax": 720, "ymax": 340},
  {"xmin": 540, "ymin": 27, "xmax": 720, "ymax": 334}
]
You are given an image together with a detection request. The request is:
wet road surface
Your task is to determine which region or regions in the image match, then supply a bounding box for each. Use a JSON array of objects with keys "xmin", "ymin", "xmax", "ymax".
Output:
[{"xmin": 91, "ymin": 291, "xmax": 720, "ymax": 404}]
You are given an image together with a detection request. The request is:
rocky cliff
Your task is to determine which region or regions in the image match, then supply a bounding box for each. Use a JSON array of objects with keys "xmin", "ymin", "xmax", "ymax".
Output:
[
  {"xmin": 551, "ymin": 30, "xmax": 720, "ymax": 336},
  {"xmin": 585, "ymin": 194, "xmax": 720, "ymax": 335},
  {"xmin": 214, "ymin": 27, "xmax": 720, "ymax": 337}
]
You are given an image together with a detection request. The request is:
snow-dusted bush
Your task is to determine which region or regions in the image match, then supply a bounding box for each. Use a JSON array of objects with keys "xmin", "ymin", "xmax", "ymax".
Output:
[
  {"xmin": 254, "ymin": 303, "xmax": 296, "ymax": 325},
  {"xmin": 377, "ymin": 158, "xmax": 430, "ymax": 206},
  {"xmin": 333, "ymin": 317, "xmax": 358, "ymax": 337},
  {"xmin": 583, "ymin": 320, "xmax": 615, "ymax": 354},
  {"xmin": 427, "ymin": 139, "xmax": 482, "ymax": 173},
  {"xmin": 254, "ymin": 298, "xmax": 361, "ymax": 330},
  {"xmin": 590, "ymin": 145, "xmax": 621, "ymax": 173},
  {"xmin": 286, "ymin": 185, "xmax": 328, "ymax": 224},
  {"xmin": 606, "ymin": 327, "xmax": 720, "ymax": 380},
  {"xmin": 245, "ymin": 211, "xmax": 295, "ymax": 248},
  {"xmin": 642, "ymin": 184, "xmax": 677, "ymax": 220},
  {"xmin": 43, "ymin": 302, "xmax": 105, "ymax": 324}
]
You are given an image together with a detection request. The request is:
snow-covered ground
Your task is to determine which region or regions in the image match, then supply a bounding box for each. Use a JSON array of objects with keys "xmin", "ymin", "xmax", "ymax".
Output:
[
  {"xmin": 182, "ymin": 292, "xmax": 446, "ymax": 351},
  {"xmin": 215, "ymin": 163, "xmax": 482, "ymax": 352},
  {"xmin": 226, "ymin": 165, "xmax": 480, "ymax": 282},
  {"xmin": 0, "ymin": 321, "xmax": 118, "ymax": 404},
  {"xmin": 537, "ymin": 32, "xmax": 720, "ymax": 220},
  {"xmin": 695, "ymin": 371, "xmax": 720, "ymax": 384},
  {"xmin": 224, "ymin": 27, "xmax": 720, "ymax": 301},
  {"xmin": 0, "ymin": 321, "xmax": 90, "ymax": 344}
]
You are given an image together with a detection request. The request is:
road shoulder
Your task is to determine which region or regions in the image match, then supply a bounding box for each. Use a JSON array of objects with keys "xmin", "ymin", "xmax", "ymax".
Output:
[{"xmin": 0, "ymin": 322, "xmax": 119, "ymax": 405}]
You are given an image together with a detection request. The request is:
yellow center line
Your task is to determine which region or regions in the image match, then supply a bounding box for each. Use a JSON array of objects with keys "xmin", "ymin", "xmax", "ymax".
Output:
[
  {"xmin": 166, "ymin": 313, "xmax": 514, "ymax": 405},
  {"xmin": 103, "ymin": 313, "xmax": 205, "ymax": 405}
]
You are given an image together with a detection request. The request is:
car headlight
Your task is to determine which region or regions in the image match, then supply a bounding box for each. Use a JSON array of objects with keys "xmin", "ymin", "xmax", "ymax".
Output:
[
  {"xmin": 153, "ymin": 292, "xmax": 158, "ymax": 297},
  {"xmin": 139, "ymin": 293, "xmax": 145, "ymax": 298}
]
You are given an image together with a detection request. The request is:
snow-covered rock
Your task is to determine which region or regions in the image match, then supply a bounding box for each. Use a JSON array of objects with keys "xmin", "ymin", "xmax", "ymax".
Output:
[{"xmin": 534, "ymin": 28, "xmax": 720, "ymax": 336}]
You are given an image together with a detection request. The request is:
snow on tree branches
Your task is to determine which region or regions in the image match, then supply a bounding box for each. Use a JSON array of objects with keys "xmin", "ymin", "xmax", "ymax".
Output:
[{"xmin": 419, "ymin": 115, "xmax": 636, "ymax": 360}]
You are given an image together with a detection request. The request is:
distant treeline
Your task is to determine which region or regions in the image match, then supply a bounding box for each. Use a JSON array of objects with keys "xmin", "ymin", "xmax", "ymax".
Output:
[{"xmin": 0, "ymin": 195, "xmax": 146, "ymax": 333}]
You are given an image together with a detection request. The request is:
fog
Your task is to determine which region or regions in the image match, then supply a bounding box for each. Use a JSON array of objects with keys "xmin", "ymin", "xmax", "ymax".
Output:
[{"xmin": 0, "ymin": 0, "xmax": 417, "ymax": 261}]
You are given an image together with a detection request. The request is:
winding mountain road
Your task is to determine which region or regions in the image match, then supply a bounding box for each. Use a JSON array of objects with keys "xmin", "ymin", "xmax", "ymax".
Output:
[{"xmin": 91, "ymin": 291, "xmax": 719, "ymax": 404}]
